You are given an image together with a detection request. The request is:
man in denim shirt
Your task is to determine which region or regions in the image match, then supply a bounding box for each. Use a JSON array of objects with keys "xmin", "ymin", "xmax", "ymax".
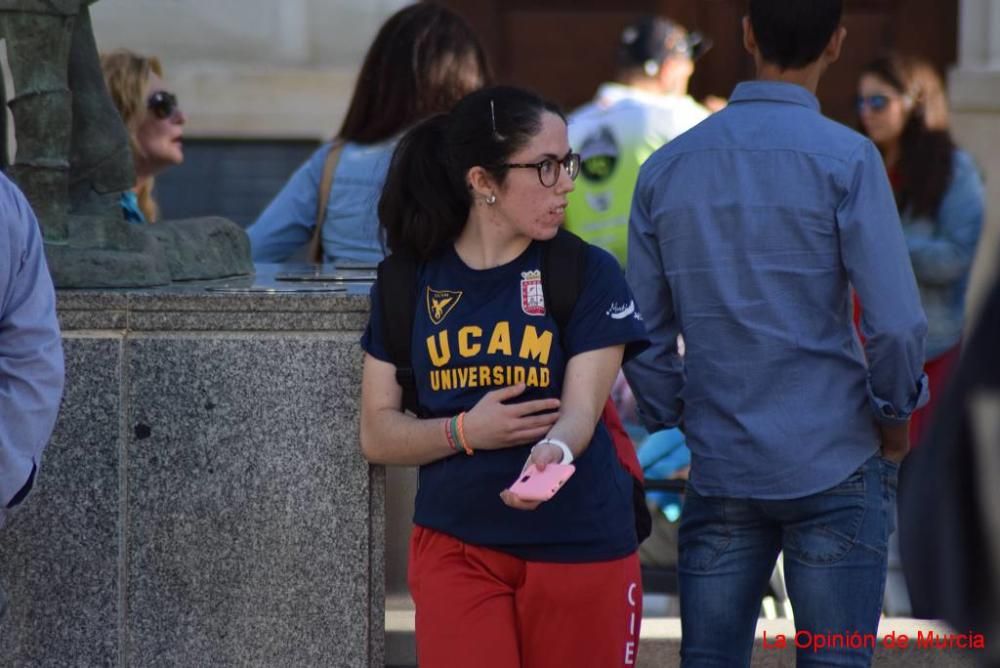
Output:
[{"xmin": 625, "ymin": 1, "xmax": 928, "ymax": 665}]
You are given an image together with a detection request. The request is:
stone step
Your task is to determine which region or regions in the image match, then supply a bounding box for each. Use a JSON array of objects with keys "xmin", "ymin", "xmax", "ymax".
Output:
[{"xmin": 386, "ymin": 611, "xmax": 984, "ymax": 667}]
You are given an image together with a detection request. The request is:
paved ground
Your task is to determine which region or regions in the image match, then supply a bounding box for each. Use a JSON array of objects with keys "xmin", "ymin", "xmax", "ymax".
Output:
[{"xmin": 385, "ymin": 596, "xmax": 986, "ymax": 667}]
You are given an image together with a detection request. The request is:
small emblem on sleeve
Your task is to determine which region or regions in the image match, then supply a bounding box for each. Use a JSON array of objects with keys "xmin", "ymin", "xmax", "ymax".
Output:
[
  {"xmin": 520, "ymin": 270, "xmax": 545, "ymax": 316},
  {"xmin": 606, "ymin": 300, "xmax": 636, "ymax": 320},
  {"xmin": 426, "ymin": 287, "xmax": 462, "ymax": 324}
]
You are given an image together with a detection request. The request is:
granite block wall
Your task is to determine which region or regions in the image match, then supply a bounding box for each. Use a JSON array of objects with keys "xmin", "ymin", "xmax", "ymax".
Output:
[{"xmin": 0, "ymin": 279, "xmax": 383, "ymax": 667}]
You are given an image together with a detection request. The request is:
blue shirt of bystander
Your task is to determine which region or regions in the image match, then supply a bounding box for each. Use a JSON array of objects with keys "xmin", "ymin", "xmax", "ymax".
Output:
[
  {"xmin": 625, "ymin": 81, "xmax": 928, "ymax": 499},
  {"xmin": 120, "ymin": 191, "xmax": 146, "ymax": 224},
  {"xmin": 0, "ymin": 173, "xmax": 64, "ymax": 527}
]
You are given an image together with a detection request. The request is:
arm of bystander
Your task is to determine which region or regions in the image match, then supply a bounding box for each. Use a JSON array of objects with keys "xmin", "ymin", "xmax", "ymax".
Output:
[{"xmin": 0, "ymin": 175, "xmax": 64, "ymax": 526}]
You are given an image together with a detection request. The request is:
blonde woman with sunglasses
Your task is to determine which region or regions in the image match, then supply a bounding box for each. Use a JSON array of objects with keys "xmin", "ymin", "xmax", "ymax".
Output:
[{"xmin": 101, "ymin": 49, "xmax": 187, "ymax": 224}]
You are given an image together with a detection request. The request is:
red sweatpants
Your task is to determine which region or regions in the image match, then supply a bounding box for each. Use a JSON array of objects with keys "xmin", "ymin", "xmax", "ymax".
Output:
[{"xmin": 408, "ymin": 526, "xmax": 643, "ymax": 668}]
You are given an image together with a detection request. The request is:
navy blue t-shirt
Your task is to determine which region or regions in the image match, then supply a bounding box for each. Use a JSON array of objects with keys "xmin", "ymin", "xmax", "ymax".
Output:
[{"xmin": 362, "ymin": 240, "xmax": 648, "ymax": 562}]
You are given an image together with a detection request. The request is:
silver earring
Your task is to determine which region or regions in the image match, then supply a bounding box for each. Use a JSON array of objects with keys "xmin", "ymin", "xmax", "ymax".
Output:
[{"xmin": 486, "ymin": 193, "xmax": 496, "ymax": 205}]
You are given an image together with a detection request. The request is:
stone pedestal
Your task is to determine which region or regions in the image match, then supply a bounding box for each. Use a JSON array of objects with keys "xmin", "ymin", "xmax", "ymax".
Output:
[{"xmin": 0, "ymin": 268, "xmax": 383, "ymax": 666}]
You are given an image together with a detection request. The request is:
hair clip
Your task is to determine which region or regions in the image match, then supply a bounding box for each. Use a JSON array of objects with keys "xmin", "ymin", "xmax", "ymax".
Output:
[{"xmin": 490, "ymin": 99, "xmax": 504, "ymax": 141}]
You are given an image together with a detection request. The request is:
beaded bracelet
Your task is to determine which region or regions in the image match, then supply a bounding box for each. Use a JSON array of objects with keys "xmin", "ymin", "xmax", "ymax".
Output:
[
  {"xmin": 456, "ymin": 412, "xmax": 473, "ymax": 456},
  {"xmin": 444, "ymin": 417, "xmax": 459, "ymax": 452}
]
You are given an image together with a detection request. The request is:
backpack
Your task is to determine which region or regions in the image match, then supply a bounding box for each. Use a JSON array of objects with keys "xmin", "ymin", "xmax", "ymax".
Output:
[{"xmin": 376, "ymin": 228, "xmax": 652, "ymax": 543}]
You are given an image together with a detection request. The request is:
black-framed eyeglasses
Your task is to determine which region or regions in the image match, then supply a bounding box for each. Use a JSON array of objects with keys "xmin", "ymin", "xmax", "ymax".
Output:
[
  {"xmin": 855, "ymin": 94, "xmax": 891, "ymax": 113},
  {"xmin": 147, "ymin": 90, "xmax": 180, "ymax": 120},
  {"xmin": 502, "ymin": 151, "xmax": 581, "ymax": 187}
]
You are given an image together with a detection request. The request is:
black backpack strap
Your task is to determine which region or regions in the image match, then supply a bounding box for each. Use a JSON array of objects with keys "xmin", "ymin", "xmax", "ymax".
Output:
[
  {"xmin": 541, "ymin": 228, "xmax": 587, "ymax": 336},
  {"xmin": 376, "ymin": 249, "xmax": 424, "ymax": 417}
]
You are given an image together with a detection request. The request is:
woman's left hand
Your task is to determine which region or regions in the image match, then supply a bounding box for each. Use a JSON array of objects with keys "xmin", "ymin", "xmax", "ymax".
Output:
[{"xmin": 499, "ymin": 442, "xmax": 564, "ymax": 511}]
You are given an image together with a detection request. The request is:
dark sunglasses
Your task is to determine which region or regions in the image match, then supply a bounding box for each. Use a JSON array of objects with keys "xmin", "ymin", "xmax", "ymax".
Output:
[
  {"xmin": 502, "ymin": 151, "xmax": 581, "ymax": 188},
  {"xmin": 147, "ymin": 90, "xmax": 180, "ymax": 120},
  {"xmin": 855, "ymin": 94, "xmax": 891, "ymax": 113}
]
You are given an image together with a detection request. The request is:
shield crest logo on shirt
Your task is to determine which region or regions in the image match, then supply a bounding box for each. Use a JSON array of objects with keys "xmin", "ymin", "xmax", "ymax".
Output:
[
  {"xmin": 520, "ymin": 270, "xmax": 545, "ymax": 316},
  {"xmin": 426, "ymin": 287, "xmax": 462, "ymax": 325}
]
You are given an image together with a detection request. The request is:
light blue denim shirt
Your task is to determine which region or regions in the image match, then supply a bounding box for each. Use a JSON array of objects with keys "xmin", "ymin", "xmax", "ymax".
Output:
[
  {"xmin": 247, "ymin": 139, "xmax": 395, "ymax": 264},
  {"xmin": 625, "ymin": 81, "xmax": 928, "ymax": 499},
  {"xmin": 0, "ymin": 173, "xmax": 64, "ymax": 526},
  {"xmin": 900, "ymin": 149, "xmax": 984, "ymax": 360}
]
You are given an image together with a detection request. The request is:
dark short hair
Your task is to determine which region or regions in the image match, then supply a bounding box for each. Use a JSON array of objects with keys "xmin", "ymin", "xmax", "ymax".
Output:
[
  {"xmin": 379, "ymin": 86, "xmax": 564, "ymax": 258},
  {"xmin": 749, "ymin": 0, "xmax": 842, "ymax": 70},
  {"xmin": 617, "ymin": 15, "xmax": 712, "ymax": 73},
  {"xmin": 338, "ymin": 3, "xmax": 492, "ymax": 144}
]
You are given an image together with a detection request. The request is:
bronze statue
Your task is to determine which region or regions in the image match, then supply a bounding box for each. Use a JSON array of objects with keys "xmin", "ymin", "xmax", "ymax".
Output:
[{"xmin": 0, "ymin": 0, "xmax": 251, "ymax": 287}]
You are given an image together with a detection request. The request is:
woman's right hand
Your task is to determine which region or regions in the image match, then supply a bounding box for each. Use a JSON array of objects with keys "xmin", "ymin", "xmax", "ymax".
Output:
[{"xmin": 462, "ymin": 383, "xmax": 559, "ymax": 451}]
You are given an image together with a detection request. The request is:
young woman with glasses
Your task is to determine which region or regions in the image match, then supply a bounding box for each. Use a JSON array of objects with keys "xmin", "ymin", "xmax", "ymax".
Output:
[
  {"xmin": 100, "ymin": 49, "xmax": 186, "ymax": 224},
  {"xmin": 360, "ymin": 85, "xmax": 648, "ymax": 667},
  {"xmin": 247, "ymin": 3, "xmax": 491, "ymax": 265},
  {"xmin": 856, "ymin": 54, "xmax": 985, "ymax": 450}
]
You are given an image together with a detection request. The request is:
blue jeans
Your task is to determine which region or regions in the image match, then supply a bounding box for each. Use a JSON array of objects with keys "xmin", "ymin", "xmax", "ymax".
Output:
[{"xmin": 678, "ymin": 454, "xmax": 898, "ymax": 667}]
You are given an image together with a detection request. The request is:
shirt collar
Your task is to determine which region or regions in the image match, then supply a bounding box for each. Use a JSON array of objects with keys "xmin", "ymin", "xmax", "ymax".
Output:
[
  {"xmin": 728, "ymin": 80, "xmax": 821, "ymax": 112},
  {"xmin": 121, "ymin": 190, "xmax": 147, "ymax": 224}
]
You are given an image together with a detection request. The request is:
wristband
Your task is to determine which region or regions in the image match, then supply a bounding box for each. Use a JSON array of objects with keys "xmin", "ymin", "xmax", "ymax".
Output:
[
  {"xmin": 536, "ymin": 438, "xmax": 573, "ymax": 465},
  {"xmin": 457, "ymin": 412, "xmax": 473, "ymax": 456},
  {"xmin": 444, "ymin": 417, "xmax": 459, "ymax": 452}
]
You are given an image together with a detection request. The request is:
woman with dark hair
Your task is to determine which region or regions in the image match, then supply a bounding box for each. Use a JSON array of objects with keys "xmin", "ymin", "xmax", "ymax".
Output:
[
  {"xmin": 248, "ymin": 3, "xmax": 491, "ymax": 264},
  {"xmin": 857, "ymin": 54, "xmax": 985, "ymax": 448},
  {"xmin": 360, "ymin": 86, "xmax": 648, "ymax": 667}
]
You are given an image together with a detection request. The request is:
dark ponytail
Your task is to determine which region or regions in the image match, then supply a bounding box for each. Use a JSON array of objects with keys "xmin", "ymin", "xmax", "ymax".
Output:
[
  {"xmin": 379, "ymin": 86, "xmax": 565, "ymax": 259},
  {"xmin": 379, "ymin": 114, "xmax": 469, "ymax": 258}
]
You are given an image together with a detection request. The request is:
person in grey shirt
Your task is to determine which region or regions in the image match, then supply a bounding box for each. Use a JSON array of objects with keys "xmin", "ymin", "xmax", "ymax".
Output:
[
  {"xmin": 625, "ymin": 1, "xmax": 927, "ymax": 665},
  {"xmin": 0, "ymin": 172, "xmax": 65, "ymax": 618}
]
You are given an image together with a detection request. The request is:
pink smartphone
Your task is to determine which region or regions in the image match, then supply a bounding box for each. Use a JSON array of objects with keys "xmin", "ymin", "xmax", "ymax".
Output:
[{"xmin": 508, "ymin": 463, "xmax": 576, "ymax": 502}]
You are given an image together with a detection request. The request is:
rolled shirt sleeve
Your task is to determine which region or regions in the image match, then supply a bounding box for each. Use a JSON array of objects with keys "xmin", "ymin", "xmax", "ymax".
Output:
[
  {"xmin": 836, "ymin": 140, "xmax": 929, "ymax": 424},
  {"xmin": 0, "ymin": 175, "xmax": 64, "ymax": 522}
]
